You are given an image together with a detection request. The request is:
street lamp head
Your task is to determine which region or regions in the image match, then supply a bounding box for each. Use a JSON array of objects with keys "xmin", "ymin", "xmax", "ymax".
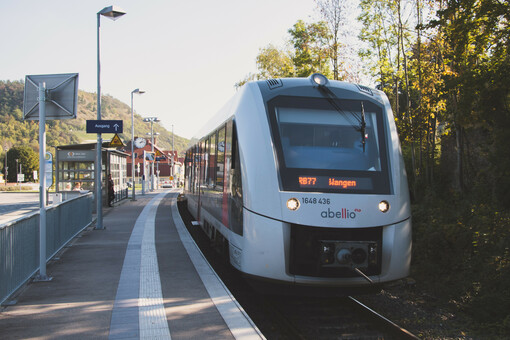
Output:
[
  {"xmin": 143, "ymin": 117, "xmax": 160, "ymax": 123},
  {"xmin": 98, "ymin": 5, "xmax": 126, "ymax": 20},
  {"xmin": 132, "ymin": 88, "xmax": 146, "ymax": 95}
]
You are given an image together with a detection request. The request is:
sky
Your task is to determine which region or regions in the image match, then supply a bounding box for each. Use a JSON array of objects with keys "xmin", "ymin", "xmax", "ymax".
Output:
[{"xmin": 0, "ymin": 0, "xmax": 323, "ymax": 139}]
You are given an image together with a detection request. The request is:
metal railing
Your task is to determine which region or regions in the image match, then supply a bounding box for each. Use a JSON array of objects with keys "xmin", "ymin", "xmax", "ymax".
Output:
[
  {"xmin": 114, "ymin": 188, "xmax": 128, "ymax": 203},
  {"xmin": 0, "ymin": 193, "xmax": 93, "ymax": 305}
]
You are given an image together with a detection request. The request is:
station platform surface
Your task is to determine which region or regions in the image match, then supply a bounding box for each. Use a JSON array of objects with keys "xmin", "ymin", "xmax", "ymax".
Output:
[{"xmin": 0, "ymin": 189, "xmax": 264, "ymax": 340}]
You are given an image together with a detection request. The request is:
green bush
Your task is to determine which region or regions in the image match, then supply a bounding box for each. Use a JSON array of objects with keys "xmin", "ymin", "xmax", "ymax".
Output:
[{"xmin": 411, "ymin": 198, "xmax": 510, "ymax": 335}]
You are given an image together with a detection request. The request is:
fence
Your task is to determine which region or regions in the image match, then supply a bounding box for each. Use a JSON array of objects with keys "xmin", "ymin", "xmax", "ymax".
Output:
[
  {"xmin": 0, "ymin": 193, "xmax": 93, "ymax": 305},
  {"xmin": 114, "ymin": 187, "xmax": 128, "ymax": 204}
]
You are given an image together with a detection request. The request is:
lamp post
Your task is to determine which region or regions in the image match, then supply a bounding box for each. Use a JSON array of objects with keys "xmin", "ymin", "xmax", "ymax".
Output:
[
  {"xmin": 146, "ymin": 131, "xmax": 160, "ymax": 189},
  {"xmin": 131, "ymin": 88, "xmax": 145, "ymax": 200},
  {"xmin": 171, "ymin": 124, "xmax": 174, "ymax": 181},
  {"xmin": 3, "ymin": 145, "xmax": 7, "ymax": 186},
  {"xmin": 15, "ymin": 159, "xmax": 19, "ymax": 189},
  {"xmin": 19, "ymin": 161, "xmax": 22, "ymax": 191},
  {"xmin": 95, "ymin": 5, "xmax": 126, "ymax": 230},
  {"xmin": 143, "ymin": 117, "xmax": 159, "ymax": 191}
]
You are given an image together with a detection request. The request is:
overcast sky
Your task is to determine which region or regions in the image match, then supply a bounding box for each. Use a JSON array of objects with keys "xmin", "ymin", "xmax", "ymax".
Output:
[{"xmin": 0, "ymin": 0, "xmax": 330, "ymax": 139}]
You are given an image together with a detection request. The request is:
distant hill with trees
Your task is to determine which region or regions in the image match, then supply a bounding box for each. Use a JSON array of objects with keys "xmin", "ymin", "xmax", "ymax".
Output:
[{"xmin": 0, "ymin": 80, "xmax": 189, "ymax": 161}]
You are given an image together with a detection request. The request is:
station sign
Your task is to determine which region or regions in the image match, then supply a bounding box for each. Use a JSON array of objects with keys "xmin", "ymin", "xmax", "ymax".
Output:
[
  {"xmin": 58, "ymin": 150, "xmax": 96, "ymax": 161},
  {"xmin": 86, "ymin": 120, "xmax": 123, "ymax": 134}
]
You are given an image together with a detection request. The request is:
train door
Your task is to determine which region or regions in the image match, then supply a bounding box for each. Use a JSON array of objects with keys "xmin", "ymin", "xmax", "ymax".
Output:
[{"xmin": 229, "ymin": 120, "xmax": 243, "ymax": 236}]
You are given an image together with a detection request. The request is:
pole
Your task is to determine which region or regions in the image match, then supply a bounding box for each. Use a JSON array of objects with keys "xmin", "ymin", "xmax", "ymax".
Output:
[
  {"xmin": 136, "ymin": 163, "xmax": 139, "ymax": 186},
  {"xmin": 171, "ymin": 124, "xmax": 174, "ymax": 180},
  {"xmin": 95, "ymin": 12, "xmax": 104, "ymax": 229},
  {"xmin": 36, "ymin": 82, "xmax": 51, "ymax": 281},
  {"xmin": 19, "ymin": 163, "xmax": 22, "ymax": 191},
  {"xmin": 3, "ymin": 147, "xmax": 6, "ymax": 186},
  {"xmin": 150, "ymin": 121, "xmax": 155, "ymax": 191},
  {"xmin": 131, "ymin": 92, "xmax": 136, "ymax": 200},
  {"xmin": 142, "ymin": 150, "xmax": 146, "ymax": 195}
]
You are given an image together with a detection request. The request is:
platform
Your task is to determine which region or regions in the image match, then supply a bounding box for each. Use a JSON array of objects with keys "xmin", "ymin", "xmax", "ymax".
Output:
[{"xmin": 0, "ymin": 189, "xmax": 264, "ymax": 339}]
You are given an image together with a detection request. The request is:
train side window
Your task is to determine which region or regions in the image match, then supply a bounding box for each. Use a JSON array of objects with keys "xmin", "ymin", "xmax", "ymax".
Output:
[
  {"xmin": 209, "ymin": 133, "xmax": 217, "ymax": 187},
  {"xmin": 200, "ymin": 141, "xmax": 206, "ymax": 189},
  {"xmin": 209, "ymin": 131, "xmax": 218, "ymax": 187},
  {"xmin": 231, "ymin": 122, "xmax": 237, "ymax": 170},
  {"xmin": 225, "ymin": 120, "xmax": 233, "ymax": 176},
  {"xmin": 216, "ymin": 125, "xmax": 226, "ymax": 189},
  {"xmin": 186, "ymin": 150, "xmax": 192, "ymax": 193},
  {"xmin": 193, "ymin": 146, "xmax": 199, "ymax": 193},
  {"xmin": 204, "ymin": 138, "xmax": 210, "ymax": 183}
]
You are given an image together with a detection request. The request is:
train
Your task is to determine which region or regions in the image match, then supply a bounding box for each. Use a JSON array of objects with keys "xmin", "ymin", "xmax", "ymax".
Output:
[{"xmin": 183, "ymin": 74, "xmax": 411, "ymax": 288}]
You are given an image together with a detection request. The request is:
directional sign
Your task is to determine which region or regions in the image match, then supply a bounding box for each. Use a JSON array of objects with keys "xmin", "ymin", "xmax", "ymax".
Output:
[{"xmin": 86, "ymin": 120, "xmax": 123, "ymax": 134}]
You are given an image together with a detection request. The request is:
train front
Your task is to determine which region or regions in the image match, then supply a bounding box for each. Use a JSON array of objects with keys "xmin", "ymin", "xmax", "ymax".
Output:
[{"xmin": 234, "ymin": 74, "xmax": 412, "ymax": 287}]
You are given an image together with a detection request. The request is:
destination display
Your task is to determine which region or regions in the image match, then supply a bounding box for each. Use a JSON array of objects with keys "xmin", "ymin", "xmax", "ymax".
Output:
[{"xmin": 298, "ymin": 176, "xmax": 373, "ymax": 190}]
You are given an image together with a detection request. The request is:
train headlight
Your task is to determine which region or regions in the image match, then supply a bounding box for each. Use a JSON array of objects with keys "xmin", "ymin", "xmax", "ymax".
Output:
[
  {"xmin": 378, "ymin": 200, "xmax": 390, "ymax": 213},
  {"xmin": 310, "ymin": 73, "xmax": 329, "ymax": 87},
  {"xmin": 287, "ymin": 198, "xmax": 300, "ymax": 211}
]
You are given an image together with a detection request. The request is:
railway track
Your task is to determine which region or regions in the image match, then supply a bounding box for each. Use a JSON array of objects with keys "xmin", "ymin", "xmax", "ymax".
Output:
[
  {"xmin": 348, "ymin": 296, "xmax": 419, "ymax": 339},
  {"xmin": 252, "ymin": 293, "xmax": 419, "ymax": 339},
  {"xmin": 177, "ymin": 197, "xmax": 418, "ymax": 339}
]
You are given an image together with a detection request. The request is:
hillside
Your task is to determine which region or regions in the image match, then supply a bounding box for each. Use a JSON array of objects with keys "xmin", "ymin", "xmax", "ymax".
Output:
[{"xmin": 0, "ymin": 80, "xmax": 189, "ymax": 155}]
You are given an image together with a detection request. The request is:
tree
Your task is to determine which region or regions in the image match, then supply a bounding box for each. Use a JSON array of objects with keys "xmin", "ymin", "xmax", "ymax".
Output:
[
  {"xmin": 7, "ymin": 146, "xmax": 38, "ymax": 183},
  {"xmin": 237, "ymin": 19, "xmax": 333, "ymax": 85},
  {"xmin": 256, "ymin": 44, "xmax": 295, "ymax": 79},
  {"xmin": 409, "ymin": 36, "xmax": 448, "ymax": 188},
  {"xmin": 235, "ymin": 44, "xmax": 295, "ymax": 88},
  {"xmin": 358, "ymin": 0, "xmax": 399, "ymax": 97},
  {"xmin": 427, "ymin": 0, "xmax": 510, "ymax": 200},
  {"xmin": 288, "ymin": 20, "xmax": 333, "ymax": 77},
  {"xmin": 315, "ymin": 0, "xmax": 360, "ymax": 81}
]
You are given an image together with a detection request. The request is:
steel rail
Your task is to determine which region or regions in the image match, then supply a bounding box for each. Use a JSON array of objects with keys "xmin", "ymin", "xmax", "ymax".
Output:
[{"xmin": 348, "ymin": 296, "xmax": 420, "ymax": 339}]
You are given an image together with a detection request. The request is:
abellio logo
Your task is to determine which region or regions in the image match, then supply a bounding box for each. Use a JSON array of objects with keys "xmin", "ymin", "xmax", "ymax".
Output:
[{"xmin": 321, "ymin": 208, "xmax": 361, "ymax": 219}]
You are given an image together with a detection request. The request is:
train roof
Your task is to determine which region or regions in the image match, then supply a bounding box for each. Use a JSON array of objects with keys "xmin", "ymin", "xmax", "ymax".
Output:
[{"xmin": 189, "ymin": 75, "xmax": 384, "ymax": 145}]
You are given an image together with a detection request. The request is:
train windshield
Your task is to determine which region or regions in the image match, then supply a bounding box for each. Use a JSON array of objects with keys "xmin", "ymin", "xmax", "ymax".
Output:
[
  {"xmin": 276, "ymin": 107, "xmax": 381, "ymax": 171},
  {"xmin": 267, "ymin": 96, "xmax": 391, "ymax": 194}
]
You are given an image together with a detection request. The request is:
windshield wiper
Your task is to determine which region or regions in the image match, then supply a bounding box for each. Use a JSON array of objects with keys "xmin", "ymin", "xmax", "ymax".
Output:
[
  {"xmin": 361, "ymin": 102, "xmax": 366, "ymax": 152},
  {"xmin": 317, "ymin": 85, "xmax": 367, "ymax": 152}
]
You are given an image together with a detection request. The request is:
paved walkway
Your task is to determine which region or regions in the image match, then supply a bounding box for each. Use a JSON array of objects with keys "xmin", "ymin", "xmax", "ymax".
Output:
[{"xmin": 0, "ymin": 189, "xmax": 263, "ymax": 340}]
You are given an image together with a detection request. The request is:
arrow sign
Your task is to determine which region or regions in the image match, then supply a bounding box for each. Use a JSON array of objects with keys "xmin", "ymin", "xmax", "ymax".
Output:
[{"xmin": 86, "ymin": 120, "xmax": 123, "ymax": 133}]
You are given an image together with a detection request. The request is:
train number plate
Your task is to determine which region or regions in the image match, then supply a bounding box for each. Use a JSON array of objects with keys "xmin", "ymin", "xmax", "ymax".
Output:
[{"xmin": 301, "ymin": 197, "xmax": 331, "ymax": 205}]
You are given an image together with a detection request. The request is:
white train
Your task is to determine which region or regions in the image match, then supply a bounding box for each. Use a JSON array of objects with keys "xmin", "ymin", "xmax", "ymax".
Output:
[{"xmin": 184, "ymin": 74, "xmax": 411, "ymax": 288}]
